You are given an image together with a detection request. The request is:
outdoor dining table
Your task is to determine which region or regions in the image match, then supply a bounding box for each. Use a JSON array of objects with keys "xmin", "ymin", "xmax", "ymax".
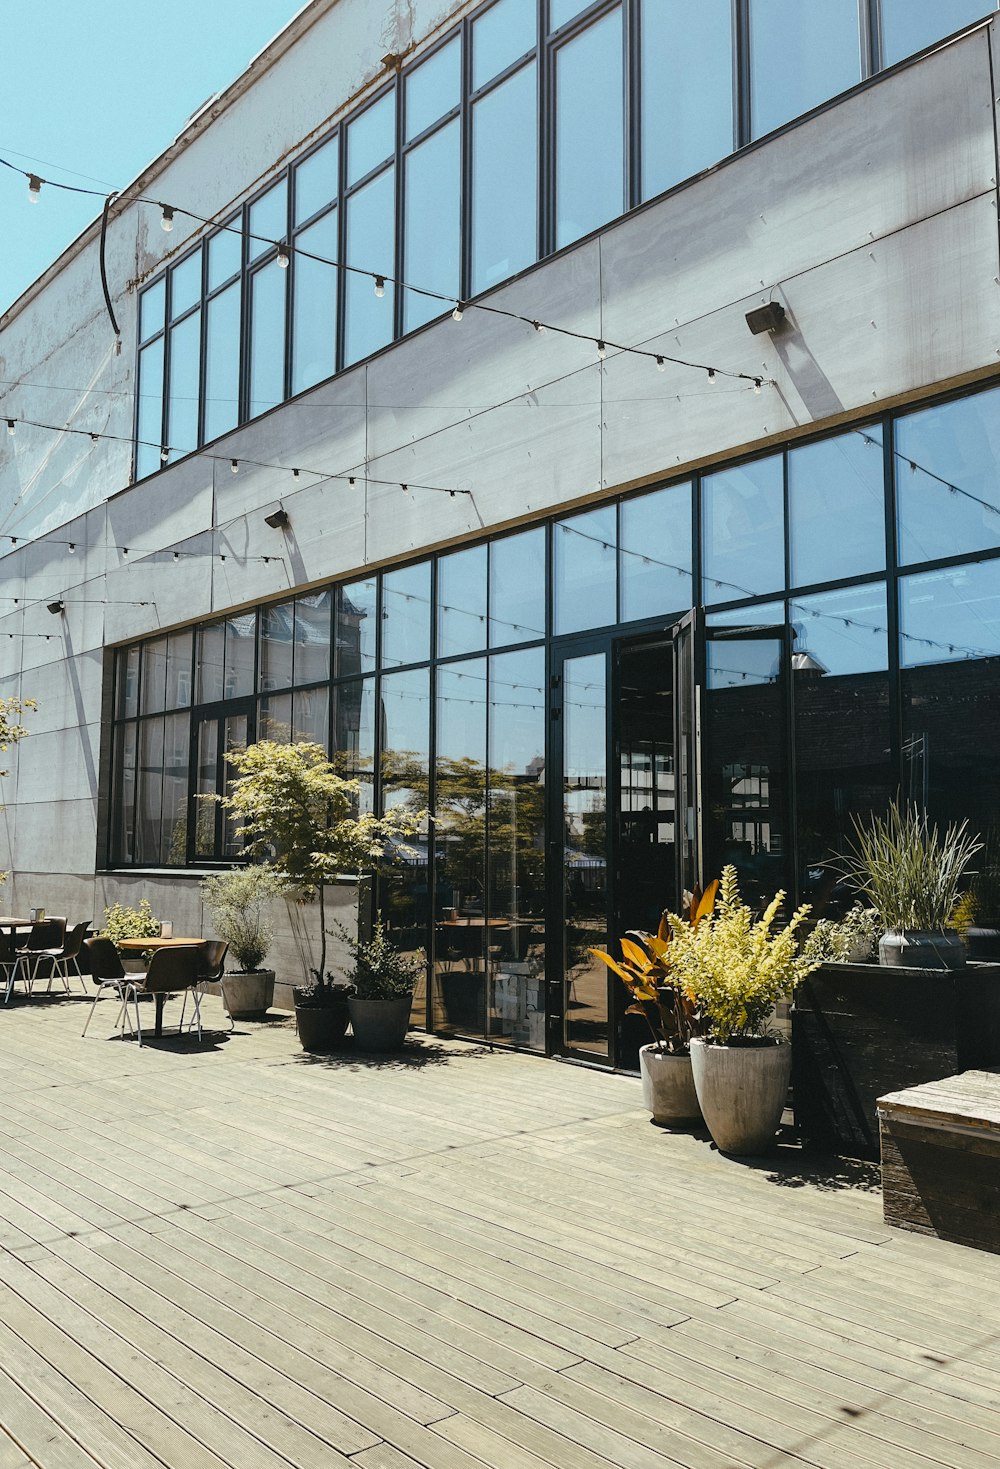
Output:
[
  {"xmin": 0, "ymin": 917, "xmax": 33, "ymax": 931},
  {"xmin": 117, "ymin": 936, "xmax": 207, "ymax": 1038}
]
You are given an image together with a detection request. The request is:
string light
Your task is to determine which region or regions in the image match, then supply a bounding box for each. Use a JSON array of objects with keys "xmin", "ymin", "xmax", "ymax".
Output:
[
  {"xmin": 708, "ymin": 369, "xmax": 717, "ymax": 385},
  {"xmin": 27, "ymin": 174, "xmax": 41, "ymax": 204},
  {"xmin": 374, "ymin": 276, "xmax": 385, "ymax": 298},
  {"xmin": 67, "ymin": 543, "xmax": 76, "ymax": 554},
  {"xmin": 452, "ymin": 302, "xmax": 464, "ymax": 322},
  {"xmin": 276, "ymin": 243, "xmax": 290, "ymax": 269},
  {"xmin": 754, "ymin": 378, "xmax": 762, "ymax": 395},
  {"xmin": 532, "ymin": 321, "xmax": 546, "ymax": 335},
  {"xmin": 160, "ymin": 205, "xmax": 174, "ymax": 233},
  {"xmin": 5, "ymin": 420, "xmax": 13, "ymax": 436},
  {"xmin": 230, "ymin": 458, "xmax": 239, "ymax": 474},
  {"xmin": 159, "ymin": 446, "xmax": 169, "ymax": 464},
  {"xmin": 597, "ymin": 340, "xmax": 607, "ymax": 360},
  {"xmin": 655, "ymin": 356, "xmax": 666, "ymax": 372}
]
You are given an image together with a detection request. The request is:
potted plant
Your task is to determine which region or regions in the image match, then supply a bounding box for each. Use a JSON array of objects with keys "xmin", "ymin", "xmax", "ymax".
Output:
[
  {"xmin": 217, "ymin": 740, "xmax": 422, "ymax": 1052},
  {"xmin": 801, "ymin": 903, "xmax": 882, "ymax": 966},
  {"xmin": 666, "ymin": 866, "xmax": 819, "ymax": 1156},
  {"xmin": 336, "ymin": 917, "xmax": 424, "ymax": 1052},
  {"xmin": 838, "ymin": 802, "xmax": 982, "ymax": 969},
  {"xmin": 590, "ymin": 882, "xmax": 717, "ymax": 1127},
  {"xmin": 200, "ymin": 863, "xmax": 286, "ymax": 1017}
]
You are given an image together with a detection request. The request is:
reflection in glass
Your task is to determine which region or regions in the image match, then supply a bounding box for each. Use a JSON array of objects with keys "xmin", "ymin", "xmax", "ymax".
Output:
[
  {"xmin": 294, "ymin": 590, "xmax": 332, "ymax": 685},
  {"xmin": 195, "ymin": 719, "xmax": 219, "ymax": 857},
  {"xmin": 196, "ymin": 622, "xmax": 225, "ymax": 705},
  {"xmin": 292, "ymin": 209, "xmax": 337, "ymax": 395},
  {"xmin": 170, "ymin": 252, "xmax": 201, "ymax": 319},
  {"xmin": 119, "ymin": 646, "xmax": 140, "ymax": 718},
  {"xmin": 225, "ymin": 614, "xmax": 256, "ymax": 699},
  {"xmin": 901, "ymin": 560, "xmax": 1000, "ymax": 832},
  {"xmin": 295, "ymin": 136, "xmax": 340, "ymax": 226},
  {"xmin": 488, "ymin": 648, "xmax": 546, "ymax": 1047},
  {"xmin": 248, "ymin": 181, "xmax": 288, "ymax": 263},
  {"xmin": 556, "ymin": 9, "xmax": 624, "ymax": 248},
  {"xmin": 438, "ymin": 544, "xmax": 487, "ymax": 658},
  {"xmin": 334, "ymin": 677, "xmax": 375, "ymax": 812},
  {"xmin": 404, "ymin": 120, "xmax": 460, "ymax": 332},
  {"xmin": 167, "ymin": 310, "xmax": 200, "ymax": 459},
  {"xmin": 641, "ymin": 0, "xmax": 733, "ymax": 198},
  {"xmin": 249, "ymin": 265, "xmax": 286, "ymax": 417},
  {"xmin": 490, "ymin": 528, "xmax": 546, "ymax": 646},
  {"xmin": 115, "ymin": 723, "xmax": 137, "ymax": 862},
  {"xmin": 472, "ymin": 64, "xmax": 537, "ymax": 293},
  {"xmin": 293, "ymin": 686, "xmax": 329, "ymax": 747},
  {"xmin": 344, "ymin": 168, "xmax": 395, "ymax": 366},
  {"xmin": 703, "ymin": 455, "xmax": 784, "ymax": 605},
  {"xmin": 620, "ymin": 482, "xmax": 692, "ymax": 622},
  {"xmin": 380, "ymin": 667, "xmax": 431, "ymax": 1025},
  {"xmin": 562, "ymin": 652, "xmax": 608, "ymax": 1056},
  {"xmin": 881, "ymin": 0, "xmax": 994, "ymax": 66},
  {"xmin": 222, "ymin": 713, "xmax": 249, "ymax": 857},
  {"xmin": 336, "ymin": 578, "xmax": 377, "ymax": 676},
  {"xmin": 406, "ymin": 37, "xmax": 461, "ymax": 140},
  {"xmin": 204, "ymin": 283, "xmax": 240, "ymax": 441},
  {"xmin": 473, "ymin": 0, "xmax": 537, "ymax": 89},
  {"xmin": 434, "ymin": 661, "xmax": 488, "ymax": 1037},
  {"xmin": 348, "ymin": 92, "xmax": 395, "ymax": 186},
  {"xmin": 161, "ymin": 712, "xmax": 189, "ymax": 864},
  {"xmin": 554, "ymin": 507, "xmax": 616, "ymax": 635},
  {"xmin": 259, "ymin": 693, "xmax": 293, "ymax": 741},
  {"xmin": 136, "ymin": 338, "xmax": 164, "ymax": 479},
  {"xmin": 208, "ymin": 223, "xmax": 241, "ymax": 291},
  {"xmin": 136, "ymin": 718, "xmax": 163, "ymax": 865},
  {"xmin": 382, "ymin": 562, "xmax": 431, "ymax": 668},
  {"xmin": 792, "ymin": 585, "xmax": 892, "ymax": 912},
  {"xmin": 896, "ymin": 387, "xmax": 1000, "ymax": 566},
  {"xmin": 788, "ymin": 428, "xmax": 885, "ymax": 588},
  {"xmin": 750, "ymin": 0, "xmax": 862, "ymax": 138},
  {"xmin": 165, "ymin": 632, "xmax": 192, "ymax": 709},
  {"xmin": 142, "ymin": 638, "xmax": 168, "ymax": 715},
  {"xmin": 551, "ymin": 0, "xmax": 593, "ymax": 29},
  {"xmin": 139, "ymin": 279, "xmax": 165, "ymax": 342},
  {"xmin": 260, "ymin": 601, "xmax": 295, "ymax": 692}
]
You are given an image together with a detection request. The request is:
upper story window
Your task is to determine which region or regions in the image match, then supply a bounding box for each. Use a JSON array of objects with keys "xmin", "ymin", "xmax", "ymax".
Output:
[{"xmin": 134, "ymin": 0, "xmax": 998, "ymax": 479}]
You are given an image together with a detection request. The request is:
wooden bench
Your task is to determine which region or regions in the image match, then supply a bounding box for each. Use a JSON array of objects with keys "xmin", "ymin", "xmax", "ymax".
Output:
[{"xmin": 878, "ymin": 1071, "xmax": 1000, "ymax": 1253}]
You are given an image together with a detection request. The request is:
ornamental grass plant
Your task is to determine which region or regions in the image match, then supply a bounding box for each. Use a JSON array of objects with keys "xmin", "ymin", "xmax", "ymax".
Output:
[
  {"xmin": 666, "ymin": 865, "xmax": 819, "ymax": 1043},
  {"xmin": 839, "ymin": 802, "xmax": 982, "ymax": 933}
]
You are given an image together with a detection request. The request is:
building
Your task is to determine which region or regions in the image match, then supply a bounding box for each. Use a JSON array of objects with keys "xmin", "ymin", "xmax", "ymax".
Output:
[{"xmin": 2, "ymin": 0, "xmax": 1000, "ymax": 1068}]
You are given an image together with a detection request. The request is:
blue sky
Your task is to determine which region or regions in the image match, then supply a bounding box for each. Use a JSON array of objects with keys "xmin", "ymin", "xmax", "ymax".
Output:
[{"xmin": 0, "ymin": 1, "xmax": 305, "ymax": 315}]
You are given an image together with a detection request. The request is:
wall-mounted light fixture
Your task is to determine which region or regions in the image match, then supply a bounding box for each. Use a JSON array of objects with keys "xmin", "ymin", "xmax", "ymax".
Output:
[
  {"xmin": 746, "ymin": 302, "xmax": 786, "ymax": 335},
  {"xmin": 47, "ymin": 600, "xmax": 64, "ymax": 615},
  {"xmin": 263, "ymin": 508, "xmax": 289, "ymax": 530}
]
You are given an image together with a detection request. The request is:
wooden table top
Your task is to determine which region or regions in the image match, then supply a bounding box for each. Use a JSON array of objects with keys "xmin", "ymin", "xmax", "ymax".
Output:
[{"xmin": 117, "ymin": 936, "xmax": 206, "ymax": 951}]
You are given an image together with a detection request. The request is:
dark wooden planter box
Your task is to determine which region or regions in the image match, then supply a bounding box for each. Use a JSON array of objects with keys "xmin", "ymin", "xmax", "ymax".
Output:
[{"xmin": 792, "ymin": 962, "xmax": 1000, "ymax": 1160}]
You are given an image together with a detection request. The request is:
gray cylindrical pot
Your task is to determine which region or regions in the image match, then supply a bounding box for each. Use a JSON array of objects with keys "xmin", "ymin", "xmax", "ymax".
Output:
[
  {"xmin": 348, "ymin": 994, "xmax": 412, "ymax": 1051},
  {"xmin": 878, "ymin": 929, "xmax": 966, "ymax": 970},
  {"xmin": 639, "ymin": 1045, "xmax": 702, "ymax": 1127},
  {"xmin": 690, "ymin": 1036, "xmax": 792, "ymax": 1156},
  {"xmin": 219, "ymin": 969, "xmax": 274, "ymax": 1018}
]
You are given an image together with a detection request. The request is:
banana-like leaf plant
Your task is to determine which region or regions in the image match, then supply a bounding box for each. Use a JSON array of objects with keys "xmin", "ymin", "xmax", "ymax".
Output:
[{"xmin": 588, "ymin": 881, "xmax": 718, "ymax": 1053}]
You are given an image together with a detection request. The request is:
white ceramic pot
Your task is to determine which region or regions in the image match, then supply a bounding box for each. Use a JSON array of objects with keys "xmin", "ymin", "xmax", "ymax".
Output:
[
  {"xmin": 878, "ymin": 929, "xmax": 965, "ymax": 970},
  {"xmin": 639, "ymin": 1045, "xmax": 702, "ymax": 1127},
  {"xmin": 690, "ymin": 1036, "xmax": 792, "ymax": 1156}
]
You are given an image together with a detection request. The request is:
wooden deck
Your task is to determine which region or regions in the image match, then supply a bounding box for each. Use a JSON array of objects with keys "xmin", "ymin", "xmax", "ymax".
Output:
[{"xmin": 3, "ymin": 992, "xmax": 1000, "ymax": 1469}]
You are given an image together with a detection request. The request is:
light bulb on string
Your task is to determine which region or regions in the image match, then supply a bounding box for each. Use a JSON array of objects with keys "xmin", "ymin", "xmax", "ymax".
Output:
[
  {"xmin": 5, "ymin": 420, "xmax": 14, "ymax": 437},
  {"xmin": 452, "ymin": 302, "xmax": 464, "ymax": 322},
  {"xmin": 597, "ymin": 340, "xmax": 607, "ymax": 360},
  {"xmin": 532, "ymin": 321, "xmax": 546, "ymax": 335},
  {"xmin": 230, "ymin": 459, "xmax": 239, "ymax": 475},
  {"xmin": 68, "ymin": 543, "xmax": 76, "ymax": 555},
  {"xmin": 753, "ymin": 378, "xmax": 762, "ymax": 396},
  {"xmin": 276, "ymin": 243, "xmax": 290, "ymax": 269},
  {"xmin": 27, "ymin": 175, "xmax": 41, "ymax": 204},
  {"xmin": 655, "ymin": 356, "xmax": 666, "ymax": 373},
  {"xmin": 708, "ymin": 369, "xmax": 717, "ymax": 385},
  {"xmin": 374, "ymin": 275, "xmax": 385, "ymax": 298},
  {"xmin": 159, "ymin": 446, "xmax": 169, "ymax": 464},
  {"xmin": 160, "ymin": 205, "xmax": 174, "ymax": 233}
]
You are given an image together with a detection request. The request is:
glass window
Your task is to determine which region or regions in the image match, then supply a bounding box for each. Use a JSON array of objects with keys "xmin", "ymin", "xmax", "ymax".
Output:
[
  {"xmin": 382, "ymin": 561, "xmax": 431, "ymax": 667},
  {"xmin": 555, "ymin": 9, "xmax": 624, "ymax": 249},
  {"xmin": 166, "ymin": 309, "xmax": 200, "ymax": 459},
  {"xmin": 550, "ymin": 0, "xmax": 594, "ymax": 30},
  {"xmin": 114, "ymin": 722, "xmax": 137, "ymax": 862},
  {"xmin": 142, "ymin": 637, "xmax": 168, "ymax": 715},
  {"xmin": 204, "ymin": 282, "xmax": 241, "ymax": 442},
  {"xmin": 641, "ymin": 0, "xmax": 734, "ymax": 199},
  {"xmin": 404, "ymin": 119, "xmax": 460, "ymax": 333},
  {"xmin": 438, "ymin": 545, "xmax": 488, "ymax": 658},
  {"xmin": 554, "ymin": 506, "xmax": 617, "ymax": 635},
  {"xmin": 208, "ymin": 222, "xmax": 241, "ymax": 291},
  {"xmin": 248, "ymin": 180, "xmax": 288, "ymax": 263},
  {"xmin": 706, "ymin": 600, "xmax": 785, "ymax": 628},
  {"xmin": 197, "ymin": 622, "xmax": 226, "ymax": 704},
  {"xmin": 169, "ymin": 251, "xmax": 202, "ymax": 319},
  {"xmin": 348, "ymin": 91, "xmax": 395, "ymax": 187},
  {"xmin": 119, "ymin": 646, "xmax": 140, "ymax": 718},
  {"xmin": 490, "ymin": 528, "xmax": 546, "ymax": 645},
  {"xmin": 135, "ymin": 338, "xmax": 164, "ymax": 479},
  {"xmin": 900, "ymin": 559, "xmax": 1000, "ymax": 667},
  {"xmin": 295, "ymin": 135, "xmax": 340, "ymax": 226},
  {"xmin": 881, "ymin": 0, "xmax": 995, "ymax": 67},
  {"xmin": 620, "ymin": 483, "xmax": 693, "ymax": 622},
  {"xmin": 406, "ymin": 37, "xmax": 461, "ymax": 140},
  {"xmin": 788, "ymin": 428, "xmax": 885, "ymax": 588},
  {"xmin": 292, "ymin": 209, "xmax": 338, "ymax": 396},
  {"xmin": 249, "ymin": 264, "xmax": 286, "ymax": 418},
  {"xmin": 136, "ymin": 718, "xmax": 164, "ymax": 864},
  {"xmin": 194, "ymin": 718, "xmax": 219, "ymax": 858},
  {"xmin": 165, "ymin": 632, "xmax": 192, "ymax": 709},
  {"xmin": 382, "ymin": 666, "xmax": 431, "ymax": 812},
  {"xmin": 750, "ymin": 0, "xmax": 862, "ymax": 139},
  {"xmin": 294, "ymin": 590, "xmax": 332, "ymax": 686},
  {"xmin": 702, "ymin": 455, "xmax": 784, "ymax": 605},
  {"xmin": 225, "ymin": 613, "xmax": 256, "ymax": 698},
  {"xmin": 139, "ymin": 279, "xmax": 165, "ymax": 343},
  {"xmin": 472, "ymin": 63, "xmax": 537, "ymax": 294},
  {"xmin": 159, "ymin": 713, "xmax": 189, "ymax": 863},
  {"xmin": 473, "ymin": 0, "xmax": 537, "ymax": 89},
  {"xmin": 259, "ymin": 692, "xmax": 293, "ymax": 741},
  {"xmin": 896, "ymin": 388, "xmax": 1000, "ymax": 566},
  {"xmin": 344, "ymin": 168, "xmax": 395, "ymax": 366},
  {"xmin": 260, "ymin": 600, "xmax": 295, "ymax": 691},
  {"xmin": 334, "ymin": 677, "xmax": 375, "ymax": 810},
  {"xmin": 293, "ymin": 686, "xmax": 330, "ymax": 747},
  {"xmin": 337, "ymin": 578, "xmax": 377, "ymax": 676}
]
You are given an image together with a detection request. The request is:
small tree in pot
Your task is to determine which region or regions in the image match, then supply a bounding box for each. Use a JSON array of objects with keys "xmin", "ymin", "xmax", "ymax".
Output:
[
  {"xmin": 217, "ymin": 740, "xmax": 422, "ymax": 1050},
  {"xmin": 335, "ymin": 918, "xmax": 424, "ymax": 1051},
  {"xmin": 201, "ymin": 863, "xmax": 287, "ymax": 1017}
]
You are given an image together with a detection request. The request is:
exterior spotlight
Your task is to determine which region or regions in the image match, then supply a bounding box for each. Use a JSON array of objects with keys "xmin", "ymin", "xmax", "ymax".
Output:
[
  {"xmin": 745, "ymin": 302, "xmax": 786, "ymax": 335},
  {"xmin": 160, "ymin": 205, "xmax": 175, "ymax": 233},
  {"xmin": 47, "ymin": 600, "xmax": 64, "ymax": 615},
  {"xmin": 263, "ymin": 507, "xmax": 289, "ymax": 529}
]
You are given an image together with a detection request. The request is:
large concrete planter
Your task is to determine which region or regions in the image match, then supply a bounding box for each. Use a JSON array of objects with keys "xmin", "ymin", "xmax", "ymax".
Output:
[
  {"xmin": 294, "ymin": 990, "xmax": 350, "ymax": 1052},
  {"xmin": 639, "ymin": 1045, "xmax": 701, "ymax": 1127},
  {"xmin": 219, "ymin": 968, "xmax": 274, "ymax": 1018},
  {"xmin": 690, "ymin": 1037, "xmax": 791, "ymax": 1156},
  {"xmin": 348, "ymin": 994, "xmax": 412, "ymax": 1052}
]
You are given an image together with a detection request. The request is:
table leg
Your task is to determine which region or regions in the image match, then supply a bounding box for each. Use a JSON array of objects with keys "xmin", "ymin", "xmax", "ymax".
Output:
[{"xmin": 154, "ymin": 993, "xmax": 166, "ymax": 1038}]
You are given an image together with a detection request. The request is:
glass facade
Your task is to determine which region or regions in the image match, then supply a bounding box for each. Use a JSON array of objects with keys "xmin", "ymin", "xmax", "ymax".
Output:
[{"xmin": 133, "ymin": 0, "xmax": 996, "ymax": 474}]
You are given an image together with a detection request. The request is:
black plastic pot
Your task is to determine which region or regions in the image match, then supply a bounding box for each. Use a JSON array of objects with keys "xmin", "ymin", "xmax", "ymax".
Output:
[{"xmin": 293, "ymin": 989, "xmax": 350, "ymax": 1052}]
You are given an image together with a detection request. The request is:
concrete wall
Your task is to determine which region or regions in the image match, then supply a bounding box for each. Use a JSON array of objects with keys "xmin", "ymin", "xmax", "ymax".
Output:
[{"xmin": 2, "ymin": 9, "xmax": 1000, "ymax": 949}]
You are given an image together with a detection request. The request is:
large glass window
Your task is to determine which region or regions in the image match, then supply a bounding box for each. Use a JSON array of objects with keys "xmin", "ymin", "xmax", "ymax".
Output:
[
  {"xmin": 472, "ymin": 63, "xmax": 537, "ymax": 293},
  {"xmin": 490, "ymin": 529, "xmax": 546, "ymax": 646},
  {"xmin": 292, "ymin": 209, "xmax": 338, "ymax": 396},
  {"xmin": 248, "ymin": 181, "xmax": 287, "ymax": 263},
  {"xmin": 135, "ymin": 338, "xmax": 164, "ymax": 479},
  {"xmin": 344, "ymin": 168, "xmax": 395, "ymax": 367},
  {"xmin": 881, "ymin": 0, "xmax": 995, "ymax": 67},
  {"xmin": 641, "ymin": 0, "xmax": 734, "ymax": 198},
  {"xmin": 208, "ymin": 224, "xmax": 241, "ymax": 292},
  {"xmin": 438, "ymin": 545, "xmax": 488, "ymax": 659},
  {"xmin": 896, "ymin": 388, "xmax": 1000, "ymax": 566},
  {"xmin": 166, "ymin": 309, "xmax": 200, "ymax": 460},
  {"xmin": 204, "ymin": 283, "xmax": 241, "ymax": 442},
  {"xmin": 170, "ymin": 252, "xmax": 202, "ymax": 319},
  {"xmin": 260, "ymin": 600, "xmax": 295, "ymax": 692},
  {"xmin": 702, "ymin": 456, "xmax": 784, "ymax": 605},
  {"xmin": 749, "ymin": 0, "xmax": 863, "ymax": 138},
  {"xmin": 295, "ymin": 136, "xmax": 340, "ymax": 226},
  {"xmin": 294, "ymin": 591, "xmax": 332, "ymax": 685},
  {"xmin": 347, "ymin": 92, "xmax": 395, "ymax": 186},
  {"xmin": 620, "ymin": 483, "xmax": 692, "ymax": 622},
  {"xmin": 406, "ymin": 38, "xmax": 461, "ymax": 141},
  {"xmin": 403, "ymin": 119, "xmax": 460, "ymax": 333},
  {"xmin": 337, "ymin": 578, "xmax": 377, "ymax": 676},
  {"xmin": 249, "ymin": 264, "xmax": 287, "ymax": 418},
  {"xmin": 554, "ymin": 507, "xmax": 617, "ymax": 635},
  {"xmin": 788, "ymin": 428, "xmax": 886, "ymax": 588},
  {"xmin": 139, "ymin": 279, "xmax": 165, "ymax": 343},
  {"xmin": 334, "ymin": 677, "xmax": 375, "ymax": 810},
  {"xmin": 555, "ymin": 8, "xmax": 624, "ymax": 249},
  {"xmin": 473, "ymin": 0, "xmax": 536, "ymax": 89},
  {"xmin": 380, "ymin": 667, "xmax": 431, "ymax": 1028},
  {"xmin": 382, "ymin": 562, "xmax": 431, "ymax": 667}
]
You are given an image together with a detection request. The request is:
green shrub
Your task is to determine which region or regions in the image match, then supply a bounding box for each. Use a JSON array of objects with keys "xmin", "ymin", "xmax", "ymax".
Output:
[
  {"xmin": 333, "ymin": 918, "xmax": 424, "ymax": 1000},
  {"xmin": 201, "ymin": 864, "xmax": 286, "ymax": 972},
  {"xmin": 102, "ymin": 898, "xmax": 160, "ymax": 953}
]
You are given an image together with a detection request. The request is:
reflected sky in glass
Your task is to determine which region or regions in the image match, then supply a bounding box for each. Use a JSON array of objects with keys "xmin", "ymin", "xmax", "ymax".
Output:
[
  {"xmin": 555, "ymin": 8, "xmax": 623, "ymax": 248},
  {"xmin": 750, "ymin": 0, "xmax": 861, "ymax": 138},
  {"xmin": 438, "ymin": 545, "xmax": 487, "ymax": 659},
  {"xmin": 641, "ymin": 0, "xmax": 733, "ymax": 198},
  {"xmin": 896, "ymin": 387, "xmax": 1000, "ymax": 566},
  {"xmin": 703, "ymin": 455, "xmax": 784, "ymax": 605},
  {"xmin": 382, "ymin": 562, "xmax": 431, "ymax": 668},
  {"xmin": 554, "ymin": 507, "xmax": 616, "ymax": 635},
  {"xmin": 788, "ymin": 428, "xmax": 885, "ymax": 588},
  {"xmin": 900, "ymin": 560, "xmax": 1000, "ymax": 666}
]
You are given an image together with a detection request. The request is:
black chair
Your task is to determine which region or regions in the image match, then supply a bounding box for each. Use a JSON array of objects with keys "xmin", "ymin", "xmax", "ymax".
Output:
[
  {"xmin": 132, "ymin": 946, "xmax": 205, "ymax": 1045},
  {"xmin": 16, "ymin": 917, "xmax": 67, "ymax": 990},
  {"xmin": 48, "ymin": 920, "xmax": 90, "ymax": 992},
  {"xmin": 183, "ymin": 940, "xmax": 231, "ymax": 1033},
  {"xmin": 1, "ymin": 930, "xmax": 27, "ymax": 1004},
  {"xmin": 80, "ymin": 937, "xmax": 130, "ymax": 1037}
]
